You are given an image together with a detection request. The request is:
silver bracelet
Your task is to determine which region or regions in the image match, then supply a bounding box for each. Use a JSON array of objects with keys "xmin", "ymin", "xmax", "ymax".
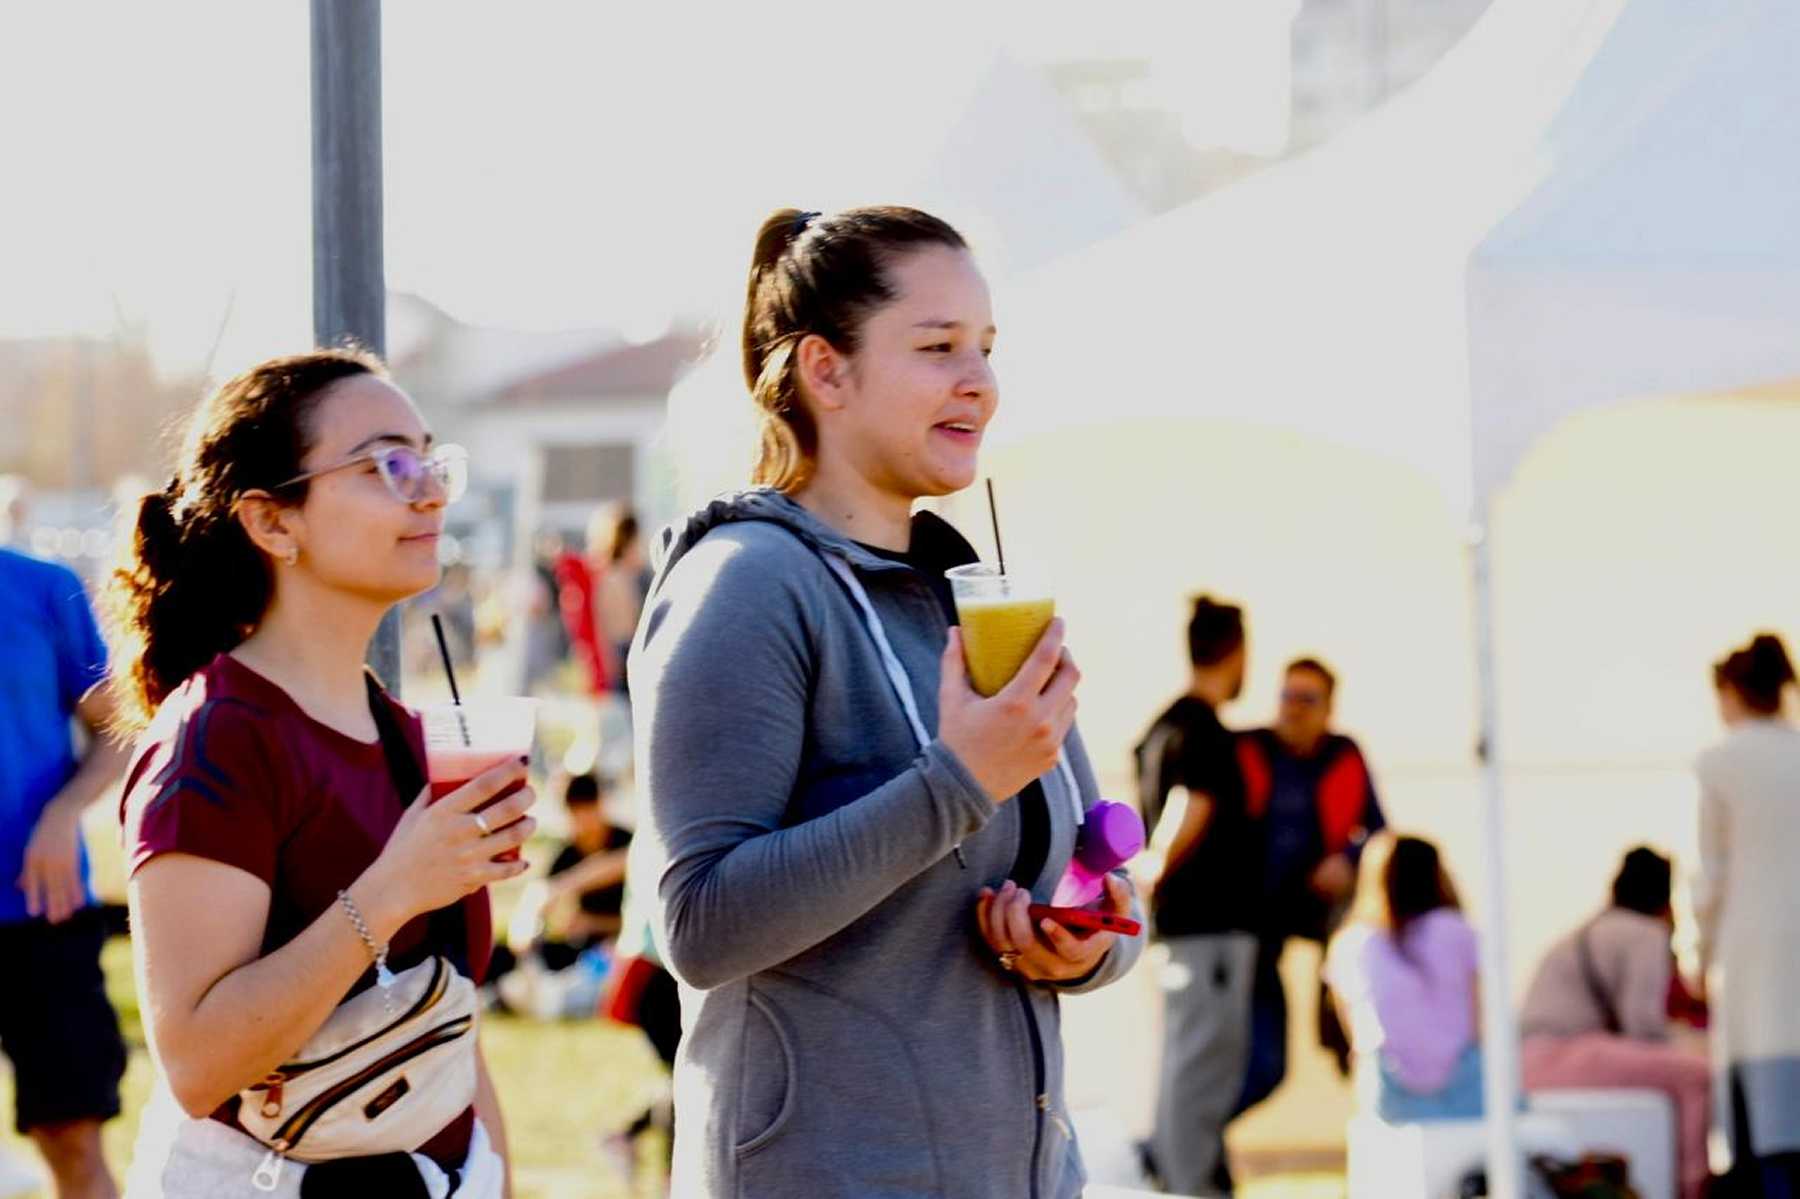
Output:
[{"xmin": 337, "ymin": 889, "xmax": 398, "ymax": 1001}]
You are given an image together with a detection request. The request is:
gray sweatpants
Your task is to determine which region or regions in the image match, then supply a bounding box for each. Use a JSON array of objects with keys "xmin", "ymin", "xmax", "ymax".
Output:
[{"xmin": 1151, "ymin": 933, "xmax": 1258, "ymax": 1197}]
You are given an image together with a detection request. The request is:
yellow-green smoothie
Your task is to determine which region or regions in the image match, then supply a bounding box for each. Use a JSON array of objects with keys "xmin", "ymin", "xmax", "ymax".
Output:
[
  {"xmin": 945, "ymin": 564, "xmax": 1055, "ymax": 696},
  {"xmin": 958, "ymin": 597, "xmax": 1056, "ymax": 696}
]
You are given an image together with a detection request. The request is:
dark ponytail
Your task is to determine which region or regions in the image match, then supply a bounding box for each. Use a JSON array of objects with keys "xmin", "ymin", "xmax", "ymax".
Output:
[
  {"xmin": 102, "ymin": 349, "xmax": 386, "ymax": 730},
  {"xmin": 741, "ymin": 205, "xmax": 968, "ymax": 491},
  {"xmin": 1714, "ymin": 632, "xmax": 1797, "ymax": 717}
]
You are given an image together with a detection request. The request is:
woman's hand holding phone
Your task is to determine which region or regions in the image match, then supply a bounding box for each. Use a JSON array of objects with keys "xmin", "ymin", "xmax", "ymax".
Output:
[{"xmin": 974, "ymin": 873, "xmax": 1132, "ymax": 983}]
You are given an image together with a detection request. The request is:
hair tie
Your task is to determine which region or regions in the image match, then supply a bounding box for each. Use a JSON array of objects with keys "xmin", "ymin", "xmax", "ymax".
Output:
[{"xmin": 793, "ymin": 210, "xmax": 820, "ymax": 240}]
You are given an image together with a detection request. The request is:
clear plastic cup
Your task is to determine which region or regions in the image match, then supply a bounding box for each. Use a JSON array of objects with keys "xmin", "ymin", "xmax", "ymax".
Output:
[
  {"xmin": 420, "ymin": 698, "xmax": 540, "ymax": 862},
  {"xmin": 945, "ymin": 564, "xmax": 1056, "ymax": 698}
]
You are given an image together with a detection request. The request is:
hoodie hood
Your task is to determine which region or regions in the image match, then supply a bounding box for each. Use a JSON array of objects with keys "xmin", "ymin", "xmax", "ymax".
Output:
[{"xmin": 649, "ymin": 486, "xmax": 980, "ymax": 599}]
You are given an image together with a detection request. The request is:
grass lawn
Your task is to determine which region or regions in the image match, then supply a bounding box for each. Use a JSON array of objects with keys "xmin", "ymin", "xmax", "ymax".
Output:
[{"xmin": 0, "ymin": 934, "xmax": 669, "ymax": 1199}]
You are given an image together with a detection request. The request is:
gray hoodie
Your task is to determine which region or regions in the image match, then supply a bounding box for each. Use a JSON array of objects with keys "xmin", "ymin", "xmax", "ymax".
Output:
[{"xmin": 631, "ymin": 489, "xmax": 1143, "ymax": 1199}]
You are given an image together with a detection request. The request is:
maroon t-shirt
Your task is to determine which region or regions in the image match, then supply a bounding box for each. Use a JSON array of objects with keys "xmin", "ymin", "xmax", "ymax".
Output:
[{"xmin": 119, "ymin": 653, "xmax": 491, "ymax": 1162}]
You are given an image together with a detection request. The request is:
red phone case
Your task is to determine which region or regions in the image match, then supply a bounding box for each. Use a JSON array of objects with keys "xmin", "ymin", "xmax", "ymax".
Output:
[{"xmin": 1027, "ymin": 903, "xmax": 1143, "ymax": 938}]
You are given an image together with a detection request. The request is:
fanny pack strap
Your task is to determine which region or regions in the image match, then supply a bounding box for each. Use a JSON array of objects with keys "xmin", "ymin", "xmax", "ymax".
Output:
[{"xmin": 818, "ymin": 554, "xmax": 1083, "ymax": 825}]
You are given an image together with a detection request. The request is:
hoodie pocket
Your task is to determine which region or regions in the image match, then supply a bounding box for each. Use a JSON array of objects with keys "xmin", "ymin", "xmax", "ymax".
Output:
[
  {"xmin": 733, "ymin": 991, "xmax": 797, "ymax": 1157},
  {"xmin": 733, "ymin": 974, "xmax": 945, "ymax": 1195}
]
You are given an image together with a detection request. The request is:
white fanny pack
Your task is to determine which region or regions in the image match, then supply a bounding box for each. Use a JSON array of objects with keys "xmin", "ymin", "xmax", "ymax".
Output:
[
  {"xmin": 126, "ymin": 1095, "xmax": 502, "ymax": 1199},
  {"xmin": 237, "ymin": 954, "xmax": 479, "ymax": 1190}
]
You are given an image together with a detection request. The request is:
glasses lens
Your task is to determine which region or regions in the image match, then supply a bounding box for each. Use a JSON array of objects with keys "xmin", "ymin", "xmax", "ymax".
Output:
[
  {"xmin": 375, "ymin": 446, "xmax": 427, "ymax": 500},
  {"xmin": 433, "ymin": 446, "xmax": 468, "ymax": 504}
]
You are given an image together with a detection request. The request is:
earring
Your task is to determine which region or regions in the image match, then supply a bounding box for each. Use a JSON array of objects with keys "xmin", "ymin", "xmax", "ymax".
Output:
[{"xmin": 284, "ymin": 548, "xmax": 299, "ymax": 567}]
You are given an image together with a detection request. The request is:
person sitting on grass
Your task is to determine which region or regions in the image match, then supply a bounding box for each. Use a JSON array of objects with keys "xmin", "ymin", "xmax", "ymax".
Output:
[{"xmin": 492, "ymin": 772, "xmax": 631, "ymax": 1016}]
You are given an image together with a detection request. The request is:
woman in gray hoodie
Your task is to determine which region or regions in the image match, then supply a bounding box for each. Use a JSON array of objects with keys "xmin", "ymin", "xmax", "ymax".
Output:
[{"xmin": 631, "ymin": 206, "xmax": 1144, "ymax": 1198}]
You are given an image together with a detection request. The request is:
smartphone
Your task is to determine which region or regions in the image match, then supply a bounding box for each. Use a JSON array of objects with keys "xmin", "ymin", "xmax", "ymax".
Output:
[{"xmin": 1027, "ymin": 904, "xmax": 1142, "ymax": 938}]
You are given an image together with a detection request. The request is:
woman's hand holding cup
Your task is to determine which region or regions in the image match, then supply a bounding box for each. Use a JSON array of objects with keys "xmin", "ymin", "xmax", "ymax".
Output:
[
  {"xmin": 938, "ymin": 619, "xmax": 1080, "ymax": 805},
  {"xmin": 353, "ymin": 759, "xmax": 538, "ymax": 939}
]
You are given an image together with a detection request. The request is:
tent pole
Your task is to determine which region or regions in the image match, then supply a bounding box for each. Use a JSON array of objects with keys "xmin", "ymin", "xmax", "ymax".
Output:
[{"xmin": 1470, "ymin": 516, "xmax": 1524, "ymax": 1199}]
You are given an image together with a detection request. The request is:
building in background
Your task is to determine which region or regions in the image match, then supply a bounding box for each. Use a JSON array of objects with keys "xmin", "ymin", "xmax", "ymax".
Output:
[
  {"xmin": 386, "ymin": 293, "xmax": 702, "ymax": 570},
  {"xmin": 0, "ymin": 332, "xmax": 200, "ymax": 578}
]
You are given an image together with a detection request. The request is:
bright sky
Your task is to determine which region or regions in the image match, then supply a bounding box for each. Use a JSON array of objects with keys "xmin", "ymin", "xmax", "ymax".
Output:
[{"xmin": 0, "ymin": 1, "xmax": 1295, "ymax": 376}]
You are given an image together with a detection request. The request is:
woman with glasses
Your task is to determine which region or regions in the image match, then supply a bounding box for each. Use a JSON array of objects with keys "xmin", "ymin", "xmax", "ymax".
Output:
[{"xmin": 104, "ymin": 350, "xmax": 531, "ymax": 1198}]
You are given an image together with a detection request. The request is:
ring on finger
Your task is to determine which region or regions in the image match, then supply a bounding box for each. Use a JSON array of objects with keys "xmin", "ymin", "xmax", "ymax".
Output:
[
  {"xmin": 997, "ymin": 950, "xmax": 1020, "ymax": 972},
  {"xmin": 473, "ymin": 811, "xmax": 492, "ymax": 836}
]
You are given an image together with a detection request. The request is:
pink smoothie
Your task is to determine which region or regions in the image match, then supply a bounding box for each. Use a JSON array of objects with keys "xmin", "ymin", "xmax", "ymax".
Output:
[{"xmin": 428, "ymin": 748, "xmax": 526, "ymax": 862}]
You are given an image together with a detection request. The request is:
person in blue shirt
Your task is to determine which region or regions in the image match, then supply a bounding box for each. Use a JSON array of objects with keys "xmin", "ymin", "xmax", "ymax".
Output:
[{"xmin": 0, "ymin": 547, "xmax": 129, "ymax": 1199}]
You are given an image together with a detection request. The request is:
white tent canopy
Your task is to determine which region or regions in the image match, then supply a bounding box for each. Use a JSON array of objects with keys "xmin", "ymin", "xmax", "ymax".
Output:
[
  {"xmin": 1469, "ymin": 0, "xmax": 1800, "ymax": 504},
  {"xmin": 984, "ymin": 1, "xmax": 1800, "ymax": 1193},
  {"xmin": 993, "ymin": 0, "xmax": 1800, "ymax": 510}
]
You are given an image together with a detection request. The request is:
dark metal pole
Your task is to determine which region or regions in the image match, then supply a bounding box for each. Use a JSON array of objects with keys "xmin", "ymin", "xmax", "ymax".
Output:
[{"xmin": 310, "ymin": 0, "xmax": 403, "ymax": 688}]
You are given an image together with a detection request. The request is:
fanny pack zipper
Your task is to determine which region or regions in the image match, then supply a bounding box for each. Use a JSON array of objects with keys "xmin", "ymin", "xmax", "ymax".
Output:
[
  {"xmin": 251, "ymin": 957, "xmax": 450, "ymax": 1117},
  {"xmin": 249, "ymin": 1011, "xmax": 473, "ymax": 1192}
]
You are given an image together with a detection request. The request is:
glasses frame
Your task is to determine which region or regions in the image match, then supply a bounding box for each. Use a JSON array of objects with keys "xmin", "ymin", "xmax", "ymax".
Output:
[{"xmin": 273, "ymin": 443, "xmax": 468, "ymax": 505}]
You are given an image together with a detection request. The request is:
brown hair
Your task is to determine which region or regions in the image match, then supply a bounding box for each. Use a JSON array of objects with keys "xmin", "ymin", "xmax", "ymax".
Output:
[
  {"xmin": 1714, "ymin": 632, "xmax": 1796, "ymax": 716},
  {"xmin": 101, "ymin": 349, "xmax": 386, "ymax": 730},
  {"xmin": 586, "ymin": 500, "xmax": 637, "ymax": 565},
  {"xmin": 1383, "ymin": 835, "xmax": 1460, "ymax": 945},
  {"xmin": 1344, "ymin": 832, "xmax": 1461, "ymax": 953},
  {"xmin": 1286, "ymin": 656, "xmax": 1338, "ymax": 700},
  {"xmin": 1187, "ymin": 595, "xmax": 1245, "ymax": 668},
  {"xmin": 741, "ymin": 206, "xmax": 968, "ymax": 491}
]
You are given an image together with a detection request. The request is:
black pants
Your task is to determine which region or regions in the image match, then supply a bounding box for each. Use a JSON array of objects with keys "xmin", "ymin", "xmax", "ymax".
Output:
[{"xmin": 1234, "ymin": 937, "xmax": 1288, "ymax": 1117}]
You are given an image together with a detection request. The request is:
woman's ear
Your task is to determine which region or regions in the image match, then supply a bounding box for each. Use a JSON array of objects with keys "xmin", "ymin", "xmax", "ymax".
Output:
[
  {"xmin": 235, "ymin": 491, "xmax": 300, "ymax": 565},
  {"xmin": 794, "ymin": 333, "xmax": 850, "ymax": 413}
]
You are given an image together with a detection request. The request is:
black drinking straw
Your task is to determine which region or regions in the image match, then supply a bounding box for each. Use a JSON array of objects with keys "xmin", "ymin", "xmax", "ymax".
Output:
[
  {"xmin": 985, "ymin": 477, "xmax": 1007, "ymax": 576},
  {"xmin": 430, "ymin": 613, "xmax": 472, "ymax": 746}
]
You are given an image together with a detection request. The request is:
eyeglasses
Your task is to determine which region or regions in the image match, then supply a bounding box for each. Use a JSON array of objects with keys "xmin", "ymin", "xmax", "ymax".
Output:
[
  {"xmin": 1279, "ymin": 690, "xmax": 1325, "ymax": 707},
  {"xmin": 275, "ymin": 443, "xmax": 468, "ymax": 505}
]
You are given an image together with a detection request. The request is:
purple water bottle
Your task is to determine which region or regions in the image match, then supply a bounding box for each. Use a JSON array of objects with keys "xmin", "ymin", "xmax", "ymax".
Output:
[{"xmin": 1051, "ymin": 801, "xmax": 1146, "ymax": 907}]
